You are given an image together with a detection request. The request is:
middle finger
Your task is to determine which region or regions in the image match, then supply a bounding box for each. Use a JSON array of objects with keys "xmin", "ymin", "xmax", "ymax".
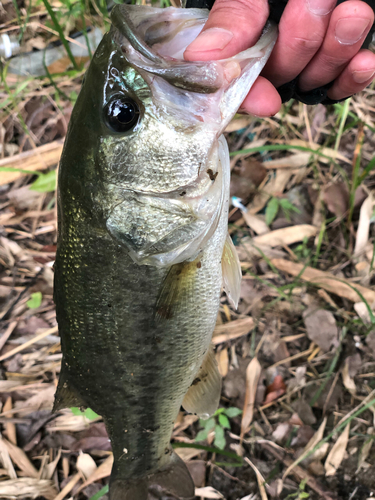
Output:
[{"xmin": 262, "ymin": 0, "xmax": 337, "ymax": 87}]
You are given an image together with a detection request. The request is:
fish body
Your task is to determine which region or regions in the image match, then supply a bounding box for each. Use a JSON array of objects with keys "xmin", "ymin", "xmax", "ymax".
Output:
[{"xmin": 53, "ymin": 6, "xmax": 277, "ymax": 499}]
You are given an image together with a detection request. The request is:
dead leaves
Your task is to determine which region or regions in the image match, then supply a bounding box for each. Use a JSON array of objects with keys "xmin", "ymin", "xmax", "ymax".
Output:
[
  {"xmin": 303, "ymin": 307, "xmax": 338, "ymax": 352},
  {"xmin": 272, "ymin": 258, "xmax": 375, "ymax": 304},
  {"xmin": 0, "ymin": 479, "xmax": 57, "ymax": 500},
  {"xmin": 324, "ymin": 423, "xmax": 350, "ymax": 476},
  {"xmin": 241, "ymin": 357, "xmax": 262, "ymax": 437}
]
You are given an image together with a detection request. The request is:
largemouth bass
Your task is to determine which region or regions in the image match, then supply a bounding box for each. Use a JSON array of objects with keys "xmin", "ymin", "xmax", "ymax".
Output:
[{"xmin": 53, "ymin": 5, "xmax": 277, "ymax": 500}]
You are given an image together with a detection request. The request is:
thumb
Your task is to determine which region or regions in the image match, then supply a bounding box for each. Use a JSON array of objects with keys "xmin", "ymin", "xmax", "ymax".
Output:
[{"xmin": 184, "ymin": 0, "xmax": 269, "ymax": 61}]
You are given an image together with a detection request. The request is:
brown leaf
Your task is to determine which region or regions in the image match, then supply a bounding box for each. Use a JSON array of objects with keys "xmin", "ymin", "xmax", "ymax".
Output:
[
  {"xmin": 324, "ymin": 423, "xmax": 350, "ymax": 476},
  {"xmin": 341, "ymin": 359, "xmax": 356, "ymax": 395},
  {"xmin": 0, "ymin": 479, "xmax": 57, "ymax": 500},
  {"xmin": 78, "ymin": 455, "xmax": 113, "ymax": 492},
  {"xmin": 272, "ymin": 258, "xmax": 375, "ymax": 304},
  {"xmin": 76, "ymin": 453, "xmax": 97, "ymax": 480},
  {"xmin": 253, "ymin": 225, "xmax": 317, "ymax": 248},
  {"xmin": 241, "ymin": 357, "xmax": 262, "ymax": 436},
  {"xmin": 216, "ymin": 348, "xmax": 229, "ymax": 378},
  {"xmin": 186, "ymin": 460, "xmax": 206, "ymax": 488},
  {"xmin": 323, "ymin": 183, "xmax": 349, "ymax": 217},
  {"xmin": 2, "ymin": 438, "xmax": 38, "ymax": 478},
  {"xmin": 264, "ymin": 375, "xmax": 286, "ymax": 404},
  {"xmin": 303, "ymin": 307, "xmax": 338, "ymax": 352}
]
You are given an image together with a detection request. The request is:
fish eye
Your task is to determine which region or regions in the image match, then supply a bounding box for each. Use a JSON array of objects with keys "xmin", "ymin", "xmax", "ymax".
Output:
[{"xmin": 104, "ymin": 96, "xmax": 140, "ymax": 133}]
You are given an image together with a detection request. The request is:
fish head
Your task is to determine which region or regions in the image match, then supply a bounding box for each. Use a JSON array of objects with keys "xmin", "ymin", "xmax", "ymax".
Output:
[{"xmin": 60, "ymin": 5, "xmax": 277, "ymax": 266}]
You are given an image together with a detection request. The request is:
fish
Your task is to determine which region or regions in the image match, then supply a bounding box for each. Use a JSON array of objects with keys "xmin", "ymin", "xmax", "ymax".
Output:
[{"xmin": 53, "ymin": 5, "xmax": 277, "ymax": 500}]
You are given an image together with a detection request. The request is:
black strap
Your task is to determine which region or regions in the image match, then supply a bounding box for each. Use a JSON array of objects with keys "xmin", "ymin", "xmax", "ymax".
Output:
[{"xmin": 185, "ymin": 0, "xmax": 375, "ymax": 105}]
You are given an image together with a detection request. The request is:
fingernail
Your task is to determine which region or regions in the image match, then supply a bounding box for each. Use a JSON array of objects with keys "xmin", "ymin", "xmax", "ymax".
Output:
[
  {"xmin": 353, "ymin": 68, "xmax": 375, "ymax": 83},
  {"xmin": 307, "ymin": 0, "xmax": 335, "ymax": 16},
  {"xmin": 336, "ymin": 18, "xmax": 370, "ymax": 45},
  {"xmin": 185, "ymin": 28, "xmax": 233, "ymax": 53}
]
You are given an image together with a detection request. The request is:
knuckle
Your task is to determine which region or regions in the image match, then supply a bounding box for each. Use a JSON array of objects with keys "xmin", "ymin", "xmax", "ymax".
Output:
[
  {"xmin": 212, "ymin": 0, "xmax": 269, "ymax": 21},
  {"xmin": 291, "ymin": 36, "xmax": 324, "ymax": 54}
]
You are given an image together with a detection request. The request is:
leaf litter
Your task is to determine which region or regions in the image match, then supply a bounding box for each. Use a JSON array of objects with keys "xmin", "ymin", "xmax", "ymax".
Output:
[{"xmin": 2, "ymin": 2, "xmax": 375, "ymax": 499}]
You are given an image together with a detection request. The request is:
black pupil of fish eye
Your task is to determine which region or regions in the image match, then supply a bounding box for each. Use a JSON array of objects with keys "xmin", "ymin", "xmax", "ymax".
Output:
[{"xmin": 106, "ymin": 98, "xmax": 139, "ymax": 132}]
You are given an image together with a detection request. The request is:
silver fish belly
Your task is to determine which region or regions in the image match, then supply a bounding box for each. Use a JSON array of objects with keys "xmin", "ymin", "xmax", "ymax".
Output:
[{"xmin": 53, "ymin": 5, "xmax": 277, "ymax": 500}]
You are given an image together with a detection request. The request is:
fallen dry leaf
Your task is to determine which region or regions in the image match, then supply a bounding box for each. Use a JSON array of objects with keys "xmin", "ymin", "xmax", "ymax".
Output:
[
  {"xmin": 195, "ymin": 486, "xmax": 224, "ymax": 499},
  {"xmin": 0, "ymin": 479, "xmax": 57, "ymax": 500},
  {"xmin": 216, "ymin": 348, "xmax": 229, "ymax": 378},
  {"xmin": 213, "ymin": 317, "xmax": 254, "ymax": 345},
  {"xmin": 242, "ymin": 212, "xmax": 269, "ymax": 235},
  {"xmin": 76, "ymin": 452, "xmax": 97, "ymax": 480},
  {"xmin": 303, "ymin": 307, "xmax": 338, "ymax": 352},
  {"xmin": 253, "ymin": 225, "xmax": 317, "ymax": 248},
  {"xmin": 264, "ymin": 375, "xmax": 286, "ymax": 404},
  {"xmin": 54, "ymin": 473, "xmax": 81, "ymax": 500},
  {"xmin": 0, "ymin": 140, "xmax": 63, "ymax": 186},
  {"xmin": 354, "ymin": 194, "xmax": 374, "ymax": 257},
  {"xmin": 272, "ymin": 259, "xmax": 375, "ymax": 304},
  {"xmin": 78, "ymin": 454, "xmax": 113, "ymax": 492},
  {"xmin": 357, "ymin": 427, "xmax": 374, "ymax": 473},
  {"xmin": 244, "ymin": 457, "xmax": 268, "ymax": 500},
  {"xmin": 323, "ymin": 182, "xmax": 349, "ymax": 217},
  {"xmin": 3, "ymin": 438, "xmax": 38, "ymax": 478},
  {"xmin": 354, "ymin": 301, "xmax": 373, "ymax": 324},
  {"xmin": 341, "ymin": 359, "xmax": 357, "ymax": 395},
  {"xmin": 283, "ymin": 417, "xmax": 327, "ymax": 480},
  {"xmin": 324, "ymin": 423, "xmax": 350, "ymax": 476},
  {"xmin": 241, "ymin": 357, "xmax": 262, "ymax": 437}
]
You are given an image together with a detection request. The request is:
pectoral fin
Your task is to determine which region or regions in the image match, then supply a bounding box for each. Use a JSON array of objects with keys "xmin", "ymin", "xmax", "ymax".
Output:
[
  {"xmin": 222, "ymin": 233, "xmax": 242, "ymax": 309},
  {"xmin": 155, "ymin": 259, "xmax": 200, "ymax": 321},
  {"xmin": 182, "ymin": 346, "xmax": 221, "ymax": 418}
]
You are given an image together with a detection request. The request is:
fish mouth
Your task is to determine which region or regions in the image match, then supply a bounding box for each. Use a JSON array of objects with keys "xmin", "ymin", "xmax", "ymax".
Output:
[{"xmin": 110, "ymin": 4, "xmax": 278, "ymax": 97}]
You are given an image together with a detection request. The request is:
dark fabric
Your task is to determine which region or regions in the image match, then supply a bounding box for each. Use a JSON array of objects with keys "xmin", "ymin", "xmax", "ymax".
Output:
[{"xmin": 185, "ymin": 0, "xmax": 375, "ymax": 105}]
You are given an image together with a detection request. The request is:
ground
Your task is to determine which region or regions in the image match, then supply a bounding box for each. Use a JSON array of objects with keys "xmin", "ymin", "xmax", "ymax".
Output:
[{"xmin": 1, "ymin": 1, "xmax": 375, "ymax": 500}]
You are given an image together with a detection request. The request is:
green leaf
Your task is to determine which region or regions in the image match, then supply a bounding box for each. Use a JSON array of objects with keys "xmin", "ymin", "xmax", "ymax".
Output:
[
  {"xmin": 265, "ymin": 197, "xmax": 279, "ymax": 226},
  {"xmin": 27, "ymin": 292, "xmax": 42, "ymax": 309},
  {"xmin": 89, "ymin": 485, "xmax": 109, "ymax": 500},
  {"xmin": 218, "ymin": 414, "xmax": 230, "ymax": 429},
  {"xmin": 195, "ymin": 429, "xmax": 209, "ymax": 442},
  {"xmin": 214, "ymin": 425, "xmax": 226, "ymax": 450},
  {"xmin": 71, "ymin": 407, "xmax": 100, "ymax": 420},
  {"xmin": 30, "ymin": 170, "xmax": 57, "ymax": 192},
  {"xmin": 224, "ymin": 407, "xmax": 242, "ymax": 418},
  {"xmin": 200, "ymin": 417, "xmax": 216, "ymax": 431}
]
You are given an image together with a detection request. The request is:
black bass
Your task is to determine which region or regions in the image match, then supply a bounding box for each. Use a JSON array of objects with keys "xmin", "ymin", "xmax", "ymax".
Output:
[{"xmin": 53, "ymin": 5, "xmax": 277, "ymax": 500}]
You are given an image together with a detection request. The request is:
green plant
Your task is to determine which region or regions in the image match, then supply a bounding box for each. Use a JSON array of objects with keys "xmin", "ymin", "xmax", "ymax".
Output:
[
  {"xmin": 265, "ymin": 196, "xmax": 300, "ymax": 226},
  {"xmin": 285, "ymin": 479, "xmax": 310, "ymax": 499},
  {"xmin": 71, "ymin": 407, "xmax": 100, "ymax": 420},
  {"xmin": 30, "ymin": 170, "xmax": 57, "ymax": 192},
  {"xmin": 195, "ymin": 407, "xmax": 242, "ymax": 450},
  {"xmin": 294, "ymin": 237, "xmax": 311, "ymax": 260},
  {"xmin": 27, "ymin": 292, "xmax": 42, "ymax": 309}
]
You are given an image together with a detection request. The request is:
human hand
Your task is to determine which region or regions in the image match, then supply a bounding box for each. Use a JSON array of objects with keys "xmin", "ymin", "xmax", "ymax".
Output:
[{"xmin": 184, "ymin": 0, "xmax": 375, "ymax": 116}]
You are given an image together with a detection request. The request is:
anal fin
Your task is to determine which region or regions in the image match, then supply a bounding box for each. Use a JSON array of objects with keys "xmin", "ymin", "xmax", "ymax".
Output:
[
  {"xmin": 222, "ymin": 233, "xmax": 242, "ymax": 309},
  {"xmin": 53, "ymin": 362, "xmax": 86, "ymax": 412},
  {"xmin": 182, "ymin": 346, "xmax": 221, "ymax": 419}
]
